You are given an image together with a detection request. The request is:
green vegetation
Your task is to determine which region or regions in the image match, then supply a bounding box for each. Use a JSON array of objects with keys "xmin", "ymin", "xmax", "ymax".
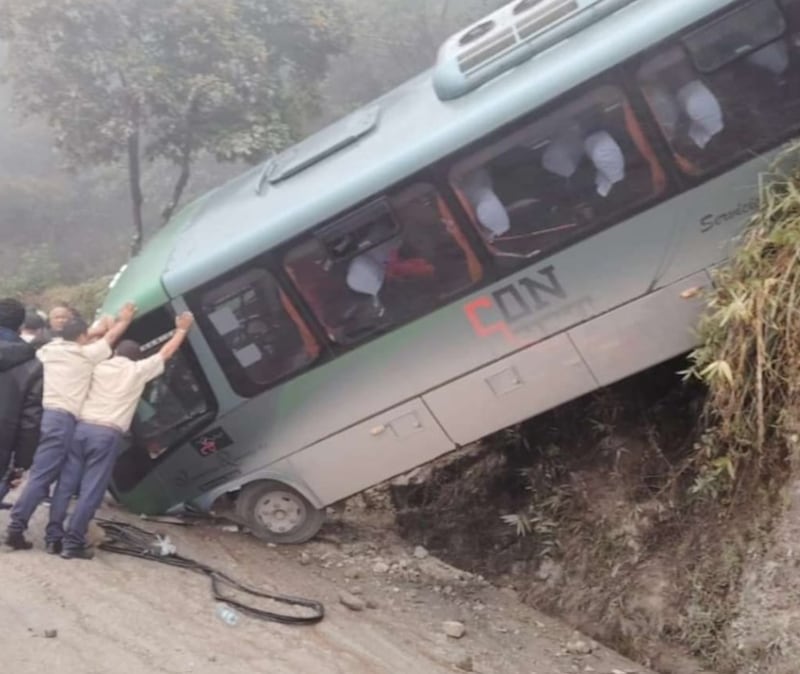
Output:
[{"xmin": 685, "ymin": 145, "xmax": 800, "ymax": 500}]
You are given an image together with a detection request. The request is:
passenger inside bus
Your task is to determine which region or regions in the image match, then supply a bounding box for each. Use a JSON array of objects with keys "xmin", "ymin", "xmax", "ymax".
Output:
[
  {"xmin": 453, "ymin": 86, "xmax": 662, "ymax": 265},
  {"xmin": 285, "ymin": 184, "xmax": 479, "ymax": 344},
  {"xmin": 639, "ymin": 0, "xmax": 800, "ymax": 175}
]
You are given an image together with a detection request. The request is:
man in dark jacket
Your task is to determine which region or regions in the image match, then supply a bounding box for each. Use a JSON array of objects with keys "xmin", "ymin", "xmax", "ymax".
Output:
[{"xmin": 0, "ymin": 299, "xmax": 44, "ymax": 509}]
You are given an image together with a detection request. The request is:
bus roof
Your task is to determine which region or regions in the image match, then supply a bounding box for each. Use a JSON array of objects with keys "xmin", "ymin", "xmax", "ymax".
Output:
[{"xmin": 104, "ymin": 0, "xmax": 736, "ymax": 315}]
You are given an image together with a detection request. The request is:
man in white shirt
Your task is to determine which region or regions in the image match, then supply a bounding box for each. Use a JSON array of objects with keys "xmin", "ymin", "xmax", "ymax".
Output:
[
  {"xmin": 48, "ymin": 312, "xmax": 194, "ymax": 560},
  {"xmin": 5, "ymin": 303, "xmax": 136, "ymax": 551}
]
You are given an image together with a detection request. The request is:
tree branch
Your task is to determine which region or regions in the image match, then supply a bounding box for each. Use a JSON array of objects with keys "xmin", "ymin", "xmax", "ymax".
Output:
[
  {"xmin": 161, "ymin": 90, "xmax": 203, "ymax": 226},
  {"xmin": 161, "ymin": 145, "xmax": 192, "ymax": 225}
]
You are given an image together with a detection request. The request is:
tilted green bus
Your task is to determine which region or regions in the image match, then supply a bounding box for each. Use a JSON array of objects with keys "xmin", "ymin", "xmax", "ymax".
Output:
[{"xmin": 103, "ymin": 0, "xmax": 800, "ymax": 542}]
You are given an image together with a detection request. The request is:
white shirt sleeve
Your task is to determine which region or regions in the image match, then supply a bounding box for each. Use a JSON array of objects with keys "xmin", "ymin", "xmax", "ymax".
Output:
[
  {"xmin": 134, "ymin": 354, "xmax": 166, "ymax": 386},
  {"xmin": 83, "ymin": 339, "xmax": 113, "ymax": 365}
]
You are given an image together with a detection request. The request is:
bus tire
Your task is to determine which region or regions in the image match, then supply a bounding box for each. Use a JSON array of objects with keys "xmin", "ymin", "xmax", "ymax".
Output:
[{"xmin": 235, "ymin": 480, "xmax": 325, "ymax": 545}]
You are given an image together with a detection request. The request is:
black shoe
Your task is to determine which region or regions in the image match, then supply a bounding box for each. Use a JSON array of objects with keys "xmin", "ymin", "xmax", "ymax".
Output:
[
  {"xmin": 61, "ymin": 546, "xmax": 94, "ymax": 560},
  {"xmin": 46, "ymin": 541, "xmax": 63, "ymax": 555},
  {"xmin": 5, "ymin": 532, "xmax": 33, "ymax": 551}
]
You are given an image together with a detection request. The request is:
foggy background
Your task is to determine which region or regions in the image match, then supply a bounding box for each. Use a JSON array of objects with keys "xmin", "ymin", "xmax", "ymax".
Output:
[{"xmin": 0, "ymin": 0, "xmax": 505, "ymax": 302}]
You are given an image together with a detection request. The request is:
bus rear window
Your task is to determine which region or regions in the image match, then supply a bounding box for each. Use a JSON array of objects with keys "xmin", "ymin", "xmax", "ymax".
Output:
[{"xmin": 682, "ymin": 0, "xmax": 786, "ymax": 73}]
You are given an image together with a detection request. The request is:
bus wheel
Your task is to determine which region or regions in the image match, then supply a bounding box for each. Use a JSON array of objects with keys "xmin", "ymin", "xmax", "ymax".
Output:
[{"xmin": 235, "ymin": 480, "xmax": 325, "ymax": 545}]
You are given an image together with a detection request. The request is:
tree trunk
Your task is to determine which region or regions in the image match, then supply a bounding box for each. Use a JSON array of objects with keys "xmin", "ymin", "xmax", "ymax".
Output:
[
  {"xmin": 127, "ymin": 130, "xmax": 145, "ymax": 256},
  {"xmin": 161, "ymin": 94, "xmax": 201, "ymax": 227},
  {"xmin": 161, "ymin": 147, "xmax": 192, "ymax": 226}
]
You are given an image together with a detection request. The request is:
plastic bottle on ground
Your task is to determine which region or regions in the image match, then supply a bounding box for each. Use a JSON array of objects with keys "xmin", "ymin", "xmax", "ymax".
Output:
[{"xmin": 215, "ymin": 604, "xmax": 240, "ymax": 626}]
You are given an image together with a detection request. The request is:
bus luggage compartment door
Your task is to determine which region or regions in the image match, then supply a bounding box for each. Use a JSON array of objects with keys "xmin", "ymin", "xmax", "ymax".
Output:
[
  {"xmin": 567, "ymin": 271, "xmax": 710, "ymax": 387},
  {"xmin": 422, "ymin": 334, "xmax": 598, "ymax": 446},
  {"xmin": 288, "ymin": 400, "xmax": 454, "ymax": 506}
]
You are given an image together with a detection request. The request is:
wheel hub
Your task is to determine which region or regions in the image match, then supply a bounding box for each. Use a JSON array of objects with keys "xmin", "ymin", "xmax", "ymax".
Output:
[{"xmin": 254, "ymin": 491, "xmax": 307, "ymax": 534}]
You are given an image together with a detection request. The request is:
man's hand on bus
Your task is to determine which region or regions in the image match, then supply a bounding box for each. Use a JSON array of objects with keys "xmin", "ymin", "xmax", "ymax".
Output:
[
  {"xmin": 118, "ymin": 302, "xmax": 137, "ymax": 324},
  {"xmin": 104, "ymin": 301, "xmax": 138, "ymax": 346},
  {"xmin": 175, "ymin": 312, "xmax": 194, "ymax": 333},
  {"xmin": 158, "ymin": 312, "xmax": 194, "ymax": 362}
]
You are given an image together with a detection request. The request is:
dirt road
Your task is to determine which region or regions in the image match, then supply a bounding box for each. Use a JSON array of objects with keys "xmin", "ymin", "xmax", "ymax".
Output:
[{"xmin": 0, "ymin": 499, "xmax": 652, "ymax": 674}]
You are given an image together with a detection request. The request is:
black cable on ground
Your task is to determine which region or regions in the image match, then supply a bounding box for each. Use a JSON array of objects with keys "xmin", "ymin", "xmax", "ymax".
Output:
[{"xmin": 95, "ymin": 518, "xmax": 325, "ymax": 626}]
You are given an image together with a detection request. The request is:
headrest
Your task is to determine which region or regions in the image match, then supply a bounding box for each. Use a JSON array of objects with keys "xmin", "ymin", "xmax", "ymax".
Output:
[
  {"xmin": 346, "ymin": 255, "xmax": 385, "ymax": 297},
  {"xmin": 677, "ymin": 80, "xmax": 724, "ymax": 149},
  {"xmin": 461, "ymin": 168, "xmax": 510, "ymax": 238},
  {"xmin": 542, "ymin": 125, "xmax": 583, "ymax": 178},
  {"xmin": 584, "ymin": 131, "xmax": 625, "ymax": 197}
]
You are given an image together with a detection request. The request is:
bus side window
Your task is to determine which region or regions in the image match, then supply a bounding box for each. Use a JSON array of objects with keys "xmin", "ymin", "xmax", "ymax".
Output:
[
  {"xmin": 449, "ymin": 86, "xmax": 665, "ymax": 268},
  {"xmin": 284, "ymin": 183, "xmax": 483, "ymax": 345},
  {"xmin": 638, "ymin": 0, "xmax": 800, "ymax": 176},
  {"xmin": 196, "ymin": 267, "xmax": 319, "ymax": 394}
]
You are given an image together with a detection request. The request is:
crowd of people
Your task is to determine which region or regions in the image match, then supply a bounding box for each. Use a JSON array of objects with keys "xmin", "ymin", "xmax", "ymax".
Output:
[{"xmin": 0, "ymin": 297, "xmax": 194, "ymax": 560}]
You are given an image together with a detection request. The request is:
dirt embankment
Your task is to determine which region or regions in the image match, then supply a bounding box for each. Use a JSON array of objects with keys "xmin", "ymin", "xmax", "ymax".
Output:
[{"xmin": 389, "ymin": 358, "xmax": 799, "ymax": 674}]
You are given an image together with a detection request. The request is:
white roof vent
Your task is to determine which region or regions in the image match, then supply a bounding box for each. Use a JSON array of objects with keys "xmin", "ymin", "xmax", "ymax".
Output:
[{"xmin": 432, "ymin": 0, "xmax": 637, "ymax": 101}]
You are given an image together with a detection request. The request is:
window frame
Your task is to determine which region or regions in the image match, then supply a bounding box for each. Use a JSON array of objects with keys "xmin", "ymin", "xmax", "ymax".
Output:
[
  {"xmin": 442, "ymin": 75, "xmax": 677, "ymax": 273},
  {"xmin": 280, "ymin": 177, "xmax": 487, "ymax": 350},
  {"xmin": 681, "ymin": 0, "xmax": 787, "ymax": 74},
  {"xmin": 632, "ymin": 0, "xmax": 800, "ymax": 185},
  {"xmin": 133, "ymin": 340, "xmax": 219, "ymax": 461},
  {"xmin": 187, "ymin": 259, "xmax": 324, "ymax": 398},
  {"xmin": 112, "ymin": 308, "xmax": 220, "ymax": 493}
]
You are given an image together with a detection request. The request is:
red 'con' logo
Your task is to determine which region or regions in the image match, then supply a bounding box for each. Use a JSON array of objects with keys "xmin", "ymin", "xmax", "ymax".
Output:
[
  {"xmin": 463, "ymin": 265, "xmax": 567, "ymax": 345},
  {"xmin": 190, "ymin": 427, "xmax": 234, "ymax": 458},
  {"xmin": 198, "ymin": 438, "xmax": 218, "ymax": 457}
]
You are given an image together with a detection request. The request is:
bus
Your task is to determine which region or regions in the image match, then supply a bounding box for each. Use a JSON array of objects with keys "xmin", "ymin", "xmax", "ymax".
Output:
[{"xmin": 103, "ymin": 0, "xmax": 800, "ymax": 543}]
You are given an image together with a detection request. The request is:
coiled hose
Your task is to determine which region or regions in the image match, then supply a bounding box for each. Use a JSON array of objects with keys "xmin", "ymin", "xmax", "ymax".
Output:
[{"xmin": 95, "ymin": 518, "xmax": 325, "ymax": 626}]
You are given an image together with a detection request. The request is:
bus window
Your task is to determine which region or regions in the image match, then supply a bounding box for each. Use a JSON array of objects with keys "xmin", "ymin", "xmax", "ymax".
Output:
[
  {"xmin": 196, "ymin": 267, "xmax": 320, "ymax": 395},
  {"xmin": 638, "ymin": 0, "xmax": 800, "ymax": 177},
  {"xmin": 285, "ymin": 183, "xmax": 483, "ymax": 344},
  {"xmin": 131, "ymin": 351, "xmax": 211, "ymax": 460},
  {"xmin": 449, "ymin": 86, "xmax": 666, "ymax": 267},
  {"xmin": 112, "ymin": 308, "xmax": 217, "ymax": 493}
]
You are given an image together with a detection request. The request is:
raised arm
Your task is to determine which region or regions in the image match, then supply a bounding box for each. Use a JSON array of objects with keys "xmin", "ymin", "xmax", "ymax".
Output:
[
  {"xmin": 159, "ymin": 312, "xmax": 194, "ymax": 362},
  {"xmin": 104, "ymin": 302, "xmax": 137, "ymax": 346},
  {"xmin": 86, "ymin": 315, "xmax": 115, "ymax": 341}
]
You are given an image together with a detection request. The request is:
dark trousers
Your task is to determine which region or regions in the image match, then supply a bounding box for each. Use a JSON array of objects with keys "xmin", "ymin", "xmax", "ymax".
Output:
[
  {"xmin": 7, "ymin": 410, "xmax": 76, "ymax": 535},
  {"xmin": 47, "ymin": 422, "xmax": 122, "ymax": 550},
  {"xmin": 0, "ymin": 477, "xmax": 10, "ymax": 507}
]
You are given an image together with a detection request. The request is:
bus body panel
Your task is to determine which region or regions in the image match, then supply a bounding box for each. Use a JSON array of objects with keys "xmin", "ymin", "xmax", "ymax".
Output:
[
  {"xmin": 288, "ymin": 399, "xmax": 455, "ymax": 506},
  {"xmin": 422, "ymin": 333, "xmax": 598, "ymax": 446},
  {"xmin": 567, "ymin": 270, "xmax": 711, "ymax": 388},
  {"xmin": 115, "ymin": 153, "xmax": 764, "ymax": 513},
  {"xmin": 653, "ymin": 154, "xmax": 778, "ymax": 290},
  {"xmin": 125, "ymin": 191, "xmax": 680, "ymax": 511},
  {"xmin": 104, "ymin": 0, "xmax": 800, "ymax": 524}
]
